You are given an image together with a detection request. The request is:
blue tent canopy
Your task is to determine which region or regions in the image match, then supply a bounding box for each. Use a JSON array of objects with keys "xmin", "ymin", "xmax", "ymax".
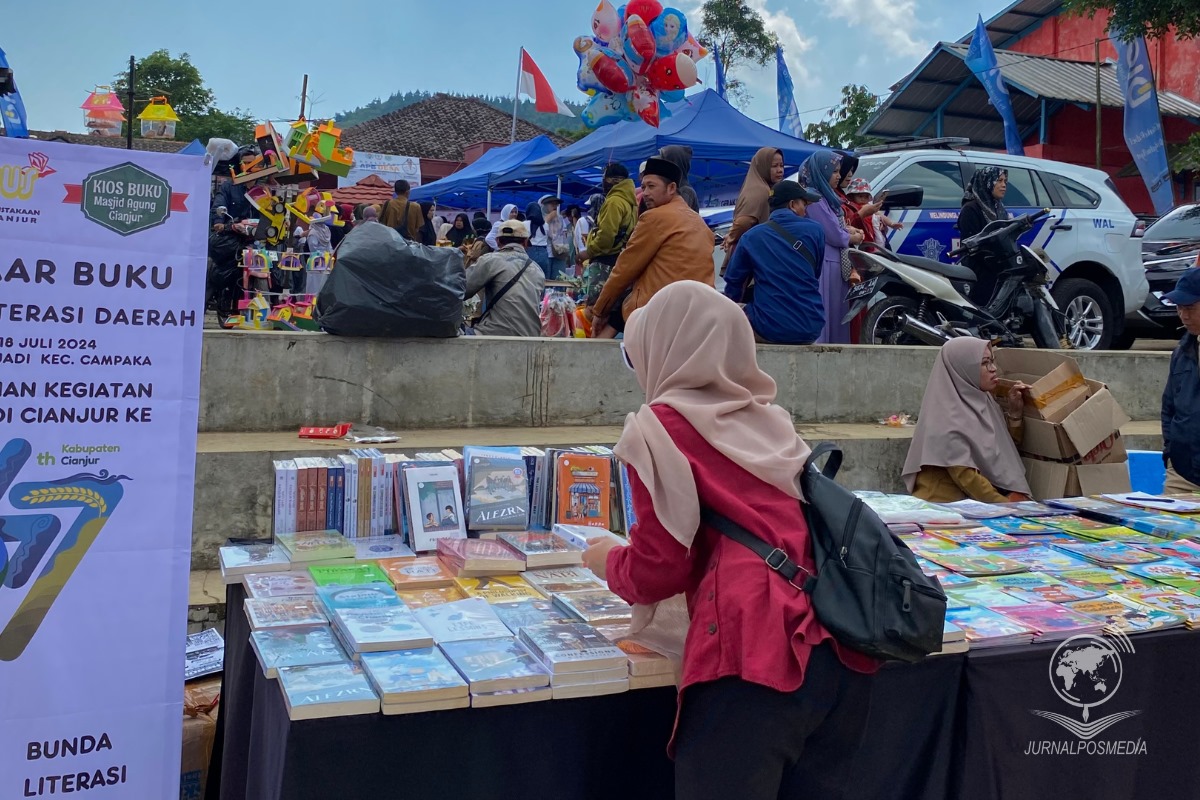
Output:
[
  {"xmin": 493, "ymin": 90, "xmax": 827, "ymax": 204},
  {"xmin": 410, "ymin": 135, "xmax": 593, "ymax": 210}
]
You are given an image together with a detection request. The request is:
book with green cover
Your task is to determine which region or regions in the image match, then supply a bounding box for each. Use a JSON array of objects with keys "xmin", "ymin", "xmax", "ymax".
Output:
[
  {"xmin": 274, "ymin": 530, "xmax": 355, "ymax": 563},
  {"xmin": 1065, "ymin": 595, "xmax": 1185, "ymax": 633},
  {"xmin": 926, "ymin": 528, "xmax": 1024, "ymax": 550},
  {"xmin": 983, "ymin": 572, "xmax": 1104, "ymax": 603},
  {"xmin": 307, "ymin": 563, "xmax": 389, "ymax": 587},
  {"xmin": 1052, "ymin": 541, "xmax": 1164, "ymax": 567},
  {"xmin": 1055, "ymin": 567, "xmax": 1153, "ymax": 595},
  {"xmin": 1068, "ymin": 527, "xmax": 1165, "ymax": 545}
]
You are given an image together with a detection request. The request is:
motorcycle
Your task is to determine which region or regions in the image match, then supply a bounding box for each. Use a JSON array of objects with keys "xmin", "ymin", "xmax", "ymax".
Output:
[{"xmin": 842, "ymin": 208, "xmax": 1069, "ymax": 349}]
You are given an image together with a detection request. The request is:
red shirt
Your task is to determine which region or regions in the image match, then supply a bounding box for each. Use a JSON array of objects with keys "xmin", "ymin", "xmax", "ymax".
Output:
[{"xmin": 606, "ymin": 406, "xmax": 879, "ymax": 752}]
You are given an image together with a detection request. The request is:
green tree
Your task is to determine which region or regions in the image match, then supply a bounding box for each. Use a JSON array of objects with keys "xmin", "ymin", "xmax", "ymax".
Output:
[
  {"xmin": 697, "ymin": 0, "xmax": 778, "ymax": 107},
  {"xmin": 112, "ymin": 50, "xmax": 256, "ymax": 143},
  {"xmin": 803, "ymin": 84, "xmax": 882, "ymax": 150},
  {"xmin": 556, "ymin": 127, "xmax": 591, "ymax": 143},
  {"xmin": 1062, "ymin": 0, "xmax": 1200, "ymax": 39}
]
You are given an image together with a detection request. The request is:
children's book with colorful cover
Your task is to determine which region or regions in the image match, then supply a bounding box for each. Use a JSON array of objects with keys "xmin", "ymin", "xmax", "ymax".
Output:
[
  {"xmin": 554, "ymin": 453, "xmax": 614, "ymax": 529},
  {"xmin": 1043, "ymin": 515, "xmax": 1120, "ymax": 534},
  {"xmin": 379, "ymin": 556, "xmax": 457, "ymax": 590},
  {"xmin": 492, "ymin": 598, "xmax": 573, "ymax": 634},
  {"xmin": 518, "ymin": 622, "xmax": 628, "ymax": 673},
  {"xmin": 465, "ymin": 447, "xmax": 531, "ymax": 531},
  {"xmin": 980, "ymin": 517, "xmax": 1061, "ymax": 536},
  {"xmin": 332, "ymin": 606, "xmax": 434, "ymax": 653},
  {"xmin": 353, "ymin": 536, "xmax": 415, "ymax": 561},
  {"xmin": 925, "ymin": 552, "xmax": 1029, "ymax": 577},
  {"xmin": 552, "ymin": 589, "xmax": 633, "ymax": 625},
  {"xmin": 1065, "ymin": 595, "xmax": 1186, "ymax": 633},
  {"xmin": 852, "ymin": 492, "xmax": 965, "ymax": 526},
  {"xmin": 314, "ymin": 584, "xmax": 403, "ymax": 614},
  {"xmin": 1116, "ymin": 589, "xmax": 1200, "ymax": 626},
  {"xmin": 1118, "ymin": 559, "xmax": 1200, "ymax": 595},
  {"xmin": 1003, "ymin": 532, "xmax": 1086, "ymax": 546},
  {"xmin": 946, "ymin": 583, "xmax": 1030, "ymax": 609},
  {"xmin": 1055, "ymin": 567, "xmax": 1152, "ymax": 595},
  {"xmin": 1052, "ymin": 540, "xmax": 1164, "ymax": 567},
  {"xmin": 914, "ymin": 556, "xmax": 951, "ymax": 578},
  {"xmin": 219, "ymin": 543, "xmax": 291, "ymax": 582},
  {"xmin": 999, "ymin": 545, "xmax": 1094, "ymax": 573},
  {"xmin": 1119, "ymin": 514, "xmax": 1200, "ymax": 540},
  {"xmin": 454, "ymin": 574, "xmax": 546, "ymax": 604},
  {"xmin": 983, "ymin": 572, "xmax": 1105, "ymax": 603},
  {"xmin": 243, "ymin": 571, "xmax": 318, "ymax": 600},
  {"xmin": 412, "ymin": 597, "xmax": 512, "ymax": 643},
  {"xmin": 943, "ymin": 606, "xmax": 1035, "ymax": 646},
  {"xmin": 250, "ymin": 625, "xmax": 348, "ymax": 678},
  {"xmin": 278, "ymin": 662, "xmax": 379, "ymax": 720},
  {"xmin": 440, "ymin": 636, "xmax": 552, "ymax": 693},
  {"xmin": 497, "ymin": 531, "xmax": 585, "ymax": 569},
  {"xmin": 403, "ymin": 465, "xmax": 467, "ymax": 552},
  {"xmin": 244, "ymin": 598, "xmax": 328, "ymax": 630},
  {"xmin": 522, "ymin": 567, "xmax": 608, "ymax": 596},
  {"xmin": 1138, "ymin": 539, "xmax": 1200, "ymax": 567},
  {"xmin": 274, "ymin": 530, "xmax": 356, "ymax": 563},
  {"xmin": 307, "ymin": 563, "xmax": 389, "ymax": 587},
  {"xmin": 996, "ymin": 601, "xmax": 1106, "ymax": 642},
  {"xmin": 994, "ymin": 501, "xmax": 1066, "ymax": 518},
  {"xmin": 395, "ymin": 585, "xmax": 467, "ymax": 609},
  {"xmin": 903, "ymin": 534, "xmax": 976, "ymax": 559},
  {"xmin": 359, "ymin": 648, "xmax": 469, "ymax": 705},
  {"xmin": 926, "ymin": 528, "xmax": 1024, "ymax": 550},
  {"xmin": 1068, "ymin": 527, "xmax": 1165, "ymax": 545}
]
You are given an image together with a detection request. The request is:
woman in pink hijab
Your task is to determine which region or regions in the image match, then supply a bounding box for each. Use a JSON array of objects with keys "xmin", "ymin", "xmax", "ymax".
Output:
[{"xmin": 583, "ymin": 281, "xmax": 878, "ymax": 800}]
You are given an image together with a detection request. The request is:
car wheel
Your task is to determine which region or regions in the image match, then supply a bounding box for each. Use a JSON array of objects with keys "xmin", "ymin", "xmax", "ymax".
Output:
[
  {"xmin": 1052, "ymin": 278, "xmax": 1114, "ymax": 350},
  {"xmin": 862, "ymin": 296, "xmax": 927, "ymax": 345}
]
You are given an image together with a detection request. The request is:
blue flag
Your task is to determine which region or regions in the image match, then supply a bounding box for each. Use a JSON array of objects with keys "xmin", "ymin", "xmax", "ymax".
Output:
[
  {"xmin": 964, "ymin": 16, "xmax": 1024, "ymax": 155},
  {"xmin": 0, "ymin": 46, "xmax": 29, "ymax": 139},
  {"xmin": 713, "ymin": 45, "xmax": 727, "ymax": 100},
  {"xmin": 776, "ymin": 45, "xmax": 803, "ymax": 138},
  {"xmin": 1113, "ymin": 33, "xmax": 1174, "ymax": 215}
]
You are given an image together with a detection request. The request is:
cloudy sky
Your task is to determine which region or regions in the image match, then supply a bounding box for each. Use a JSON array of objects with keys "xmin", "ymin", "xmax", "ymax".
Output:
[{"xmin": 7, "ymin": 0, "xmax": 991, "ymax": 138}]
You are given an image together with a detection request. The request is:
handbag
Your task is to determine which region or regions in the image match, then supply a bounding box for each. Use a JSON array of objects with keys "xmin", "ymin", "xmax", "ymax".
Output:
[
  {"xmin": 766, "ymin": 221, "xmax": 821, "ymax": 278},
  {"xmin": 701, "ymin": 443, "xmax": 947, "ymax": 663},
  {"xmin": 468, "ymin": 257, "xmax": 534, "ymax": 328}
]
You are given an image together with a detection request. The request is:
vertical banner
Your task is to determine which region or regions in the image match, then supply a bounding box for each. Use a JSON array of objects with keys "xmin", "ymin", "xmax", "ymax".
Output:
[
  {"xmin": 965, "ymin": 15, "xmax": 1026, "ymax": 156},
  {"xmin": 776, "ymin": 45, "xmax": 804, "ymax": 139},
  {"xmin": 1113, "ymin": 33, "xmax": 1175, "ymax": 216},
  {"xmin": 0, "ymin": 138, "xmax": 207, "ymax": 798}
]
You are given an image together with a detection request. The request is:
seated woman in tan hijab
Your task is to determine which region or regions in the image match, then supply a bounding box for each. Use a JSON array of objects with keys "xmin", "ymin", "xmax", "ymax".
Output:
[
  {"xmin": 903, "ymin": 338, "xmax": 1032, "ymax": 503},
  {"xmin": 582, "ymin": 281, "xmax": 877, "ymax": 800}
]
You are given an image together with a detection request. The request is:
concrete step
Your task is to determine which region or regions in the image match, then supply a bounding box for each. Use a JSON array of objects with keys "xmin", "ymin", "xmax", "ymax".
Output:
[{"xmin": 189, "ymin": 421, "xmax": 1164, "ymax": 571}]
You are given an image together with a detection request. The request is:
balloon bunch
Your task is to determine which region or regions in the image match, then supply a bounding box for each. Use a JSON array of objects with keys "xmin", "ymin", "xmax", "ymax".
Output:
[{"xmin": 573, "ymin": 0, "xmax": 707, "ymax": 129}]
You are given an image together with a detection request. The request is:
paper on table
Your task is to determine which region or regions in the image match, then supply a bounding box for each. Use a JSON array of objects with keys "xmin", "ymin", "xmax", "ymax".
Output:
[{"xmin": 1103, "ymin": 493, "xmax": 1200, "ymax": 514}]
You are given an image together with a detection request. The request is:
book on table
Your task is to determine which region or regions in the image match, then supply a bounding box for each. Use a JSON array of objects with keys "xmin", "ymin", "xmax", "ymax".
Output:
[
  {"xmin": 946, "ymin": 583, "xmax": 1030, "ymax": 609},
  {"xmin": 360, "ymin": 648, "xmax": 470, "ymax": 708},
  {"xmin": 396, "ymin": 585, "xmax": 467, "ymax": 609},
  {"xmin": 1067, "ymin": 527, "xmax": 1165, "ymax": 545},
  {"xmin": 522, "ymin": 567, "xmax": 608, "ymax": 596},
  {"xmin": 250, "ymin": 625, "xmax": 348, "ymax": 678},
  {"xmin": 274, "ymin": 530, "xmax": 356, "ymax": 563},
  {"xmin": 307, "ymin": 562, "xmax": 389, "ymax": 587},
  {"xmin": 549, "ymin": 664, "xmax": 630, "ymax": 687},
  {"xmin": 244, "ymin": 597, "xmax": 328, "ymax": 630},
  {"xmin": 980, "ymin": 517, "xmax": 1062, "ymax": 536},
  {"xmin": 551, "ymin": 678, "xmax": 630, "ymax": 700},
  {"xmin": 553, "ymin": 589, "xmax": 633, "ymax": 626},
  {"xmin": 243, "ymin": 571, "xmax": 317, "ymax": 600},
  {"xmin": 470, "ymin": 686, "xmax": 554, "ymax": 708},
  {"xmin": 552, "ymin": 524, "xmax": 626, "ymax": 551},
  {"xmin": 277, "ymin": 662, "xmax": 379, "ymax": 721},
  {"xmin": 995, "ymin": 601, "xmax": 1107, "ymax": 642},
  {"xmin": 1055, "ymin": 567, "xmax": 1154, "ymax": 595},
  {"xmin": 1116, "ymin": 589, "xmax": 1200, "ymax": 627},
  {"xmin": 332, "ymin": 606, "xmax": 434, "ymax": 653},
  {"xmin": 313, "ymin": 583, "xmax": 403, "ymax": 616},
  {"xmin": 1065, "ymin": 594, "xmax": 1186, "ymax": 633},
  {"xmin": 353, "ymin": 535, "xmax": 415, "ymax": 561},
  {"xmin": 464, "ymin": 446, "xmax": 531, "ymax": 531},
  {"xmin": 402, "ymin": 465, "xmax": 467, "ymax": 552},
  {"xmin": 440, "ymin": 636, "xmax": 552, "ymax": 693},
  {"xmin": 437, "ymin": 538, "xmax": 525, "ymax": 576},
  {"xmin": 1138, "ymin": 539, "xmax": 1200, "ymax": 567},
  {"xmin": 926, "ymin": 528, "xmax": 1025, "ymax": 550},
  {"xmin": 1051, "ymin": 540, "xmax": 1165, "ymax": 567},
  {"xmin": 554, "ymin": 453, "xmax": 614, "ymax": 530},
  {"xmin": 219, "ymin": 542, "xmax": 291, "ymax": 583},
  {"xmin": 982, "ymin": 572, "xmax": 1106, "ymax": 603},
  {"xmin": 492, "ymin": 598, "xmax": 574, "ymax": 634},
  {"xmin": 413, "ymin": 597, "xmax": 513, "ymax": 643},
  {"xmin": 518, "ymin": 621, "xmax": 627, "ymax": 674},
  {"xmin": 454, "ymin": 574, "xmax": 546, "ymax": 604},
  {"xmin": 993, "ymin": 500, "xmax": 1066, "ymax": 518},
  {"xmin": 934, "ymin": 499, "xmax": 1013, "ymax": 519},
  {"xmin": 924, "ymin": 552, "xmax": 1029, "ymax": 577},
  {"xmin": 943, "ymin": 606, "xmax": 1036, "ymax": 647},
  {"xmin": 496, "ymin": 531, "xmax": 584, "ymax": 569},
  {"xmin": 997, "ymin": 545, "xmax": 1094, "ymax": 573},
  {"xmin": 1117, "ymin": 559, "xmax": 1200, "ymax": 595},
  {"xmin": 379, "ymin": 556, "xmax": 457, "ymax": 590}
]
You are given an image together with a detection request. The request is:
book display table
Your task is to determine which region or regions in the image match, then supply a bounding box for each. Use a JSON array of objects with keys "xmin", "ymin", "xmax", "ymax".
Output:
[{"xmin": 208, "ymin": 582, "xmax": 1200, "ymax": 800}]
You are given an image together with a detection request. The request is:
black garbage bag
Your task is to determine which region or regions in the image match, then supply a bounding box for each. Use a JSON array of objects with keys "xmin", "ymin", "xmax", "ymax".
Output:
[{"xmin": 317, "ymin": 222, "xmax": 465, "ymax": 337}]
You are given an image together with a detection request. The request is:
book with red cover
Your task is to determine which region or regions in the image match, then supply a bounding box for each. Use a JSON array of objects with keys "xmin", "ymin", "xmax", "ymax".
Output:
[{"xmin": 554, "ymin": 453, "xmax": 613, "ymax": 529}]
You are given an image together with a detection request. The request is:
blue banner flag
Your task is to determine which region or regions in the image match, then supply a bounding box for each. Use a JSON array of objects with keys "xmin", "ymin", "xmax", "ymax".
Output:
[
  {"xmin": 776, "ymin": 45, "xmax": 804, "ymax": 138},
  {"xmin": 0, "ymin": 46, "xmax": 29, "ymax": 138},
  {"xmin": 713, "ymin": 45, "xmax": 727, "ymax": 100},
  {"xmin": 1113, "ymin": 33, "xmax": 1174, "ymax": 215},
  {"xmin": 964, "ymin": 16, "xmax": 1024, "ymax": 155}
]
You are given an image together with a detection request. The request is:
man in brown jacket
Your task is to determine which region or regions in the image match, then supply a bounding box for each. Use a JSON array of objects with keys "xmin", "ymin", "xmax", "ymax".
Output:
[
  {"xmin": 590, "ymin": 157, "xmax": 715, "ymax": 336},
  {"xmin": 378, "ymin": 180, "xmax": 425, "ymax": 241}
]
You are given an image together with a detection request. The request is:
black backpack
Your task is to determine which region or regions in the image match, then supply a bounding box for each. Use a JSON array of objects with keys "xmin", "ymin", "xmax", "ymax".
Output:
[{"xmin": 702, "ymin": 443, "xmax": 947, "ymax": 663}]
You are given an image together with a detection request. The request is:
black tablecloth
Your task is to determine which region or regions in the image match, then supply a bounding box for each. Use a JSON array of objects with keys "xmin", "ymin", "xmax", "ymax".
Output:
[{"xmin": 208, "ymin": 580, "xmax": 1200, "ymax": 800}]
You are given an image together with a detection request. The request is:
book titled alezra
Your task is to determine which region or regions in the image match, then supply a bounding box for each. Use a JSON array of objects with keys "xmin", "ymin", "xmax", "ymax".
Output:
[{"xmin": 465, "ymin": 448, "xmax": 530, "ymax": 531}]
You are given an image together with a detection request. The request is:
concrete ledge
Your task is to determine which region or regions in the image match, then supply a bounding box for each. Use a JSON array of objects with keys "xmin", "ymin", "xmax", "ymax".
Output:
[
  {"xmin": 199, "ymin": 331, "xmax": 1173, "ymax": 432},
  {"xmin": 189, "ymin": 422, "xmax": 1163, "ymax": 570}
]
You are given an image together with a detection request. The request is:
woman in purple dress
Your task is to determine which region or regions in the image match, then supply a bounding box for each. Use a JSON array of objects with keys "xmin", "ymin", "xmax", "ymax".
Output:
[{"xmin": 799, "ymin": 151, "xmax": 865, "ymax": 344}]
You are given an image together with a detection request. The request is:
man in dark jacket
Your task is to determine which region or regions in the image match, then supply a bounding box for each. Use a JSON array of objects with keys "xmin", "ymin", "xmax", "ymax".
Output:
[
  {"xmin": 1162, "ymin": 268, "xmax": 1200, "ymax": 494},
  {"xmin": 722, "ymin": 181, "xmax": 826, "ymax": 344}
]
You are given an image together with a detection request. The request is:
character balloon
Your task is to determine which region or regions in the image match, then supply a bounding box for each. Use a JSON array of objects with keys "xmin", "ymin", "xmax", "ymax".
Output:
[
  {"xmin": 647, "ymin": 51, "xmax": 698, "ymax": 92},
  {"xmin": 591, "ymin": 0, "xmax": 621, "ymax": 46},
  {"xmin": 622, "ymin": 15, "xmax": 657, "ymax": 74},
  {"xmin": 623, "ymin": 0, "xmax": 663, "ymax": 22},
  {"xmin": 651, "ymin": 8, "xmax": 688, "ymax": 56}
]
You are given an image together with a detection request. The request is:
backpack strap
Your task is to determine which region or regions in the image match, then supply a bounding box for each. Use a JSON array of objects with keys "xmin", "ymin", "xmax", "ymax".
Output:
[
  {"xmin": 767, "ymin": 221, "xmax": 821, "ymax": 279},
  {"xmin": 475, "ymin": 257, "xmax": 535, "ymax": 325},
  {"xmin": 699, "ymin": 508, "xmax": 815, "ymax": 592},
  {"xmin": 805, "ymin": 442, "xmax": 842, "ymax": 479}
]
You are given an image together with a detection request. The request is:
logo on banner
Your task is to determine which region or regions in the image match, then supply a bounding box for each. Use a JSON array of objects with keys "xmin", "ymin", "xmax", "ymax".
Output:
[
  {"xmin": 62, "ymin": 162, "xmax": 189, "ymax": 236},
  {"xmin": 0, "ymin": 438, "xmax": 128, "ymax": 661},
  {"xmin": 0, "ymin": 152, "xmax": 54, "ymax": 201},
  {"xmin": 1026, "ymin": 632, "xmax": 1146, "ymax": 755}
]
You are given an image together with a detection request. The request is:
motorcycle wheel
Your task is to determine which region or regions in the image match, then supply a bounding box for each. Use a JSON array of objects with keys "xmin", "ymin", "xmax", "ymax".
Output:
[{"xmin": 861, "ymin": 296, "xmax": 927, "ymax": 346}]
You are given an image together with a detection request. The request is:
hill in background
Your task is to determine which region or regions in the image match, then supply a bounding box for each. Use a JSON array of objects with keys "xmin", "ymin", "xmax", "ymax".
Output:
[{"xmin": 336, "ymin": 91, "xmax": 588, "ymax": 138}]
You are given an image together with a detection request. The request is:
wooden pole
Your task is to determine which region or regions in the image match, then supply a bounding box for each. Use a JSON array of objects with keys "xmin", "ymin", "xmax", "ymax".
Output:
[
  {"xmin": 1095, "ymin": 39, "xmax": 1102, "ymax": 170},
  {"xmin": 299, "ymin": 74, "xmax": 309, "ymax": 119}
]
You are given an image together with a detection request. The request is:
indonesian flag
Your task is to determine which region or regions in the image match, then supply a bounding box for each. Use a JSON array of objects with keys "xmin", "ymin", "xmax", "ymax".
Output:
[{"xmin": 519, "ymin": 48, "xmax": 574, "ymax": 117}]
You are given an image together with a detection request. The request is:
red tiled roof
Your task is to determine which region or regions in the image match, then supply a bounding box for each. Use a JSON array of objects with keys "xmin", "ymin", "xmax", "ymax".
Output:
[
  {"xmin": 341, "ymin": 94, "xmax": 569, "ymax": 160},
  {"xmin": 27, "ymin": 129, "xmax": 189, "ymax": 153},
  {"xmin": 330, "ymin": 174, "xmax": 395, "ymax": 206}
]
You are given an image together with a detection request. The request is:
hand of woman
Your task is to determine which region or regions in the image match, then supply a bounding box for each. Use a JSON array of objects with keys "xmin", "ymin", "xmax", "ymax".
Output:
[
  {"xmin": 848, "ymin": 268, "xmax": 863, "ymax": 286},
  {"xmin": 848, "ymin": 228, "xmax": 865, "ymax": 245},
  {"xmin": 1006, "ymin": 381, "xmax": 1031, "ymax": 418},
  {"xmin": 583, "ymin": 537, "xmax": 623, "ymax": 580}
]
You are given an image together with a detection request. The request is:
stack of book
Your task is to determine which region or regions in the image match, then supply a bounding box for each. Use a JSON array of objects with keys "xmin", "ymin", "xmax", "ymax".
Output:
[
  {"xmin": 553, "ymin": 589, "xmax": 633, "ymax": 626},
  {"xmin": 492, "ymin": 598, "xmax": 573, "ymax": 634},
  {"xmin": 243, "ymin": 571, "xmax": 317, "ymax": 600},
  {"xmin": 218, "ymin": 542, "xmax": 290, "ymax": 584},
  {"xmin": 1065, "ymin": 594, "xmax": 1186, "ymax": 634},
  {"xmin": 379, "ymin": 556, "xmax": 457, "ymax": 590},
  {"xmin": 593, "ymin": 624, "xmax": 676, "ymax": 688},
  {"xmin": 995, "ymin": 601, "xmax": 1106, "ymax": 642},
  {"xmin": 982, "ymin": 572, "xmax": 1104, "ymax": 604},
  {"xmin": 275, "ymin": 530, "xmax": 356, "ymax": 564},
  {"xmin": 523, "ymin": 567, "xmax": 608, "ymax": 596},
  {"xmin": 436, "ymin": 538, "xmax": 525, "ymax": 576},
  {"xmin": 944, "ymin": 606, "xmax": 1036, "ymax": 647},
  {"xmin": 1051, "ymin": 540, "xmax": 1165, "ymax": 567},
  {"xmin": 441, "ymin": 637, "xmax": 553, "ymax": 707},
  {"xmin": 413, "ymin": 598, "xmax": 514, "ymax": 644},
  {"xmin": 496, "ymin": 531, "xmax": 584, "ymax": 569},
  {"xmin": 277, "ymin": 662, "xmax": 380, "ymax": 720},
  {"xmin": 518, "ymin": 622, "xmax": 630, "ymax": 699},
  {"xmin": 332, "ymin": 606, "xmax": 434, "ymax": 655},
  {"xmin": 308, "ymin": 563, "xmax": 389, "ymax": 587},
  {"xmin": 245, "ymin": 597, "xmax": 327, "ymax": 631},
  {"xmin": 360, "ymin": 649, "xmax": 470, "ymax": 715},
  {"xmin": 250, "ymin": 625, "xmax": 347, "ymax": 678},
  {"xmin": 937, "ymin": 621, "xmax": 969, "ymax": 655},
  {"xmin": 455, "ymin": 575, "xmax": 546, "ymax": 604},
  {"xmin": 273, "ymin": 450, "xmax": 394, "ymax": 538}
]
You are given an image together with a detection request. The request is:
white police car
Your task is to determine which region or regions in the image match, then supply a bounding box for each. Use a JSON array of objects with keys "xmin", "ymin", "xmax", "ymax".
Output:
[{"xmin": 852, "ymin": 145, "xmax": 1148, "ymax": 350}]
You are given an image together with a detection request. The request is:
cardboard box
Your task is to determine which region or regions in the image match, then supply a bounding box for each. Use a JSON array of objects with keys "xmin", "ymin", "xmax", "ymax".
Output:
[
  {"xmin": 1022, "ymin": 457, "xmax": 1132, "ymax": 500},
  {"xmin": 180, "ymin": 677, "xmax": 221, "ymax": 800},
  {"xmin": 995, "ymin": 350, "xmax": 1093, "ymax": 424},
  {"xmin": 1019, "ymin": 380, "xmax": 1131, "ymax": 461}
]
